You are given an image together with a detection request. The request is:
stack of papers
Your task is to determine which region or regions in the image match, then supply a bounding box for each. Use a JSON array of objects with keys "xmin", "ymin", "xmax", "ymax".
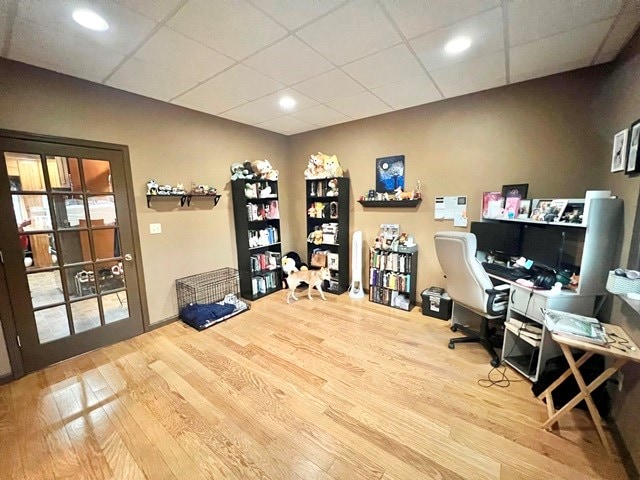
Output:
[{"xmin": 543, "ymin": 309, "xmax": 607, "ymax": 345}]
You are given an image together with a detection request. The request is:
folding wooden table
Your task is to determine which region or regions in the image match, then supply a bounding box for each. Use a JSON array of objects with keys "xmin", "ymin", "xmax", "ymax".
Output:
[{"xmin": 537, "ymin": 324, "xmax": 640, "ymax": 454}]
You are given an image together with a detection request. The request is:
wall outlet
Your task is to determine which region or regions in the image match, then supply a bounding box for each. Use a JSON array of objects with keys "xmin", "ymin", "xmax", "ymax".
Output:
[{"xmin": 149, "ymin": 223, "xmax": 162, "ymax": 235}]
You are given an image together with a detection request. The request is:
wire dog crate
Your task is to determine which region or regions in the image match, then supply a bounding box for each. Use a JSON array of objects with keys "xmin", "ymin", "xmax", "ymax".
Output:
[{"xmin": 176, "ymin": 267, "xmax": 250, "ymax": 330}]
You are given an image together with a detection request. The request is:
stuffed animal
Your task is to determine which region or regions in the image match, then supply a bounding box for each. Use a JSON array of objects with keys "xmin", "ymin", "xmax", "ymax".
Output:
[
  {"xmin": 230, "ymin": 163, "xmax": 249, "ymax": 181},
  {"xmin": 252, "ymin": 159, "xmax": 279, "ymax": 181},
  {"xmin": 258, "ymin": 229, "xmax": 270, "ymax": 246},
  {"xmin": 307, "ymin": 205, "xmax": 317, "ymax": 217},
  {"xmin": 323, "ymin": 154, "xmax": 343, "ymax": 178},
  {"xmin": 304, "ymin": 153, "xmax": 326, "ymax": 179},
  {"xmin": 259, "ymin": 184, "xmax": 272, "ymax": 198},
  {"xmin": 307, "ymin": 229, "xmax": 323, "ymax": 245},
  {"xmin": 245, "ymin": 182, "xmax": 257, "ymax": 199},
  {"xmin": 282, "ymin": 251, "xmax": 309, "ymax": 288}
]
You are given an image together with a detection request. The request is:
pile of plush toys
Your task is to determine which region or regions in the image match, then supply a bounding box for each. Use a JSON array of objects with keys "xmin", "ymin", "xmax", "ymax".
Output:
[
  {"xmin": 230, "ymin": 159, "xmax": 279, "ymax": 181},
  {"xmin": 304, "ymin": 152, "xmax": 344, "ymax": 179}
]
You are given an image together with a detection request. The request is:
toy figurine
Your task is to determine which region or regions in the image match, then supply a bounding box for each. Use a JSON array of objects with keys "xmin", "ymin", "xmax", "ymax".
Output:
[
  {"xmin": 259, "ymin": 184, "xmax": 272, "ymax": 198},
  {"xmin": 326, "ymin": 178, "xmax": 339, "ymax": 196},
  {"xmin": 146, "ymin": 180, "xmax": 158, "ymax": 195}
]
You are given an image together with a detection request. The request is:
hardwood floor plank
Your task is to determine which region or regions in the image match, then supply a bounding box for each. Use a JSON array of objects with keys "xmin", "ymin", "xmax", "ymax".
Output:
[{"xmin": 0, "ymin": 294, "xmax": 629, "ymax": 479}]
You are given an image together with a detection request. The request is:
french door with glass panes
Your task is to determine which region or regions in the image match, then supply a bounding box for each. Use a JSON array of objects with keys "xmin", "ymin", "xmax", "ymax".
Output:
[{"xmin": 0, "ymin": 135, "xmax": 144, "ymax": 373}]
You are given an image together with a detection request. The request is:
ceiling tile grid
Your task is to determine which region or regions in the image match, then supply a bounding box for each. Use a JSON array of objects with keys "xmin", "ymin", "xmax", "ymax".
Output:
[{"xmin": 1, "ymin": 0, "xmax": 639, "ymax": 135}]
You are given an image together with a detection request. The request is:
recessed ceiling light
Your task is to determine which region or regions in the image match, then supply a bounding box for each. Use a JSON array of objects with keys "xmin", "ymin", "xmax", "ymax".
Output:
[
  {"xmin": 279, "ymin": 96, "xmax": 296, "ymax": 110},
  {"xmin": 444, "ymin": 36, "xmax": 471, "ymax": 54},
  {"xmin": 72, "ymin": 9, "xmax": 109, "ymax": 31}
]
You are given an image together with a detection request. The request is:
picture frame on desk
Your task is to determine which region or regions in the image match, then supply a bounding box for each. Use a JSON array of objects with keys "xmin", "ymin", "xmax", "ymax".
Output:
[
  {"xmin": 626, "ymin": 120, "xmax": 640, "ymax": 174},
  {"xmin": 611, "ymin": 129, "xmax": 628, "ymax": 173},
  {"xmin": 517, "ymin": 199, "xmax": 531, "ymax": 219}
]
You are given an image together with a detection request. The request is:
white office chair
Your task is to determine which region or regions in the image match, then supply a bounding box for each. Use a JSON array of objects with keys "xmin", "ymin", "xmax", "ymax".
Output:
[{"xmin": 434, "ymin": 231, "xmax": 510, "ymax": 367}]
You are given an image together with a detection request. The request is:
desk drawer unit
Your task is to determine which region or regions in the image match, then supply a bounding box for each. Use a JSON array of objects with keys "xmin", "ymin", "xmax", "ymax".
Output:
[{"xmin": 509, "ymin": 286, "xmax": 546, "ymax": 323}]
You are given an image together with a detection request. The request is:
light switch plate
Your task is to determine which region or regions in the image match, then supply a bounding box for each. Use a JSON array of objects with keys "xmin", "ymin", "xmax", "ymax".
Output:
[{"xmin": 149, "ymin": 223, "xmax": 162, "ymax": 234}]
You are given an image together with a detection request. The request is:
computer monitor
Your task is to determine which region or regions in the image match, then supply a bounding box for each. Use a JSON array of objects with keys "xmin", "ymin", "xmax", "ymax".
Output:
[
  {"xmin": 470, "ymin": 221, "xmax": 521, "ymax": 259},
  {"xmin": 520, "ymin": 224, "xmax": 564, "ymax": 270}
]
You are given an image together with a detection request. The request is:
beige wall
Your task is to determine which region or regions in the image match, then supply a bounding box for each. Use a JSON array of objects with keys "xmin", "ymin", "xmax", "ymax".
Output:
[
  {"xmin": 591, "ymin": 31, "xmax": 640, "ymax": 471},
  {"xmin": 0, "ymin": 58, "xmax": 289, "ymax": 336},
  {"xmin": 288, "ymin": 68, "xmax": 607, "ymax": 295}
]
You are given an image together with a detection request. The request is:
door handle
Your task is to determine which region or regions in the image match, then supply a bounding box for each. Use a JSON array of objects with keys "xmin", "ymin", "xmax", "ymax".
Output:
[
  {"xmin": 124, "ymin": 253, "xmax": 133, "ymax": 262},
  {"xmin": 510, "ymin": 290, "xmax": 515, "ymax": 304}
]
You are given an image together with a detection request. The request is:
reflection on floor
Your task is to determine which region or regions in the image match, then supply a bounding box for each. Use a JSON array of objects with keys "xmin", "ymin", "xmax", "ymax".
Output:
[{"xmin": 28, "ymin": 271, "xmax": 128, "ymax": 344}]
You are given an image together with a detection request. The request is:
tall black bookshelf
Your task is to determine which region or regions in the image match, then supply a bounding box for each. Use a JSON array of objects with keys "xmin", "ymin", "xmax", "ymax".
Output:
[
  {"xmin": 306, "ymin": 177, "xmax": 350, "ymax": 294},
  {"xmin": 231, "ymin": 179, "xmax": 282, "ymax": 300}
]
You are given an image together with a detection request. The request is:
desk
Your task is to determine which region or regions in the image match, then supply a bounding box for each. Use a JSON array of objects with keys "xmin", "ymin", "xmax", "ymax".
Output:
[
  {"xmin": 486, "ymin": 273, "xmax": 597, "ymax": 382},
  {"xmin": 537, "ymin": 324, "xmax": 640, "ymax": 454}
]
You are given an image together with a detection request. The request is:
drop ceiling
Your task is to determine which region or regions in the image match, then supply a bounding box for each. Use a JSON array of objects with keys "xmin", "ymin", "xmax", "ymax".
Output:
[{"xmin": 1, "ymin": 0, "xmax": 639, "ymax": 135}]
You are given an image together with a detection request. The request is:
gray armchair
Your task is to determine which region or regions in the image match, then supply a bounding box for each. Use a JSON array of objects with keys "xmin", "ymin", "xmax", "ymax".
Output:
[{"xmin": 434, "ymin": 231, "xmax": 509, "ymax": 367}]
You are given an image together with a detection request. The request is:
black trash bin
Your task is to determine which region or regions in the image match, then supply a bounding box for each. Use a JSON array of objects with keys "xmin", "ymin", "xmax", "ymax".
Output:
[{"xmin": 421, "ymin": 287, "xmax": 452, "ymax": 320}]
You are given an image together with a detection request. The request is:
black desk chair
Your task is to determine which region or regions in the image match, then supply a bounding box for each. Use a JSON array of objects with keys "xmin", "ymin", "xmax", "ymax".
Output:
[{"xmin": 434, "ymin": 232, "xmax": 510, "ymax": 367}]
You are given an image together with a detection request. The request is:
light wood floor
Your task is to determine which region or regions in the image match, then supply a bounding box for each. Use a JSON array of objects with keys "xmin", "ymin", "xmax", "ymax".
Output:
[{"xmin": 0, "ymin": 293, "xmax": 629, "ymax": 479}]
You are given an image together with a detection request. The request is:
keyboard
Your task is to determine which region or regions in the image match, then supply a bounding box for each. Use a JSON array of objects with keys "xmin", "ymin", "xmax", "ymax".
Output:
[{"xmin": 482, "ymin": 262, "xmax": 531, "ymax": 281}]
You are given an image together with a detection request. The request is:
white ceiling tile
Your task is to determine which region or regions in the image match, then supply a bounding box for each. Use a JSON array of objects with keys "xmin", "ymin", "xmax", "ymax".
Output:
[
  {"xmin": 328, "ymin": 91, "xmax": 392, "ymax": 119},
  {"xmin": 382, "ymin": 0, "xmax": 500, "ymax": 39},
  {"xmin": 167, "ymin": 0, "xmax": 287, "ymax": 60},
  {"xmin": 372, "ymin": 75, "xmax": 442, "ymax": 109},
  {"xmin": 203, "ymin": 64, "xmax": 284, "ymax": 101},
  {"xmin": 430, "ymin": 51, "xmax": 506, "ymax": 98},
  {"xmin": 8, "ymin": 17, "xmax": 125, "ymax": 83},
  {"xmin": 254, "ymin": 89, "xmax": 319, "ymax": 112},
  {"xmin": 251, "ymin": 0, "xmax": 343, "ymax": 30},
  {"xmin": 510, "ymin": 19, "xmax": 614, "ymax": 82},
  {"xmin": 258, "ymin": 115, "xmax": 316, "ymax": 135},
  {"xmin": 343, "ymin": 44, "xmax": 424, "ymax": 89},
  {"xmin": 411, "ymin": 8, "xmax": 504, "ymax": 71},
  {"xmin": 244, "ymin": 36, "xmax": 333, "ymax": 85},
  {"xmin": 135, "ymin": 27, "xmax": 234, "ymax": 82},
  {"xmin": 290, "ymin": 105, "xmax": 351, "ymax": 126},
  {"xmin": 172, "ymin": 84, "xmax": 247, "ymax": 115},
  {"xmin": 106, "ymin": 57, "xmax": 198, "ymax": 101},
  {"xmin": 508, "ymin": 0, "xmax": 623, "ymax": 47},
  {"xmin": 510, "ymin": 57, "xmax": 593, "ymax": 84},
  {"xmin": 297, "ymin": 0, "xmax": 402, "ymax": 65},
  {"xmin": 293, "ymin": 69, "xmax": 365, "ymax": 103},
  {"xmin": 117, "ymin": 0, "xmax": 182, "ymax": 22},
  {"xmin": 15, "ymin": 0, "xmax": 156, "ymax": 55},
  {"xmin": 594, "ymin": 13, "xmax": 640, "ymax": 64},
  {"xmin": 219, "ymin": 102, "xmax": 284, "ymax": 124}
]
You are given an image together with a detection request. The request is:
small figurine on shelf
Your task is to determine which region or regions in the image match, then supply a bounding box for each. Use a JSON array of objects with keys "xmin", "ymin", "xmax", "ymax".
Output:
[
  {"xmin": 307, "ymin": 228, "xmax": 323, "ymax": 245},
  {"xmin": 415, "ymin": 180, "xmax": 422, "ymax": 198},
  {"xmin": 146, "ymin": 180, "xmax": 158, "ymax": 195},
  {"xmin": 307, "ymin": 205, "xmax": 317, "ymax": 218},
  {"xmin": 259, "ymin": 183, "xmax": 272, "ymax": 198},
  {"xmin": 245, "ymin": 182, "xmax": 257, "ymax": 199},
  {"xmin": 326, "ymin": 178, "xmax": 339, "ymax": 196},
  {"xmin": 394, "ymin": 186, "xmax": 415, "ymax": 200},
  {"xmin": 158, "ymin": 184, "xmax": 172, "ymax": 195}
]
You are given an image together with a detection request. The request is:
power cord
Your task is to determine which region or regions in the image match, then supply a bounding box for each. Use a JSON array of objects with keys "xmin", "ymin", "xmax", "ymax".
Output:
[{"xmin": 478, "ymin": 290, "xmax": 535, "ymax": 388}]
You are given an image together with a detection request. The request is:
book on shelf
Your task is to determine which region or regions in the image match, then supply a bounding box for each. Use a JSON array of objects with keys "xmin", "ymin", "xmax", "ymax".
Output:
[{"xmin": 505, "ymin": 323, "xmax": 541, "ymax": 347}]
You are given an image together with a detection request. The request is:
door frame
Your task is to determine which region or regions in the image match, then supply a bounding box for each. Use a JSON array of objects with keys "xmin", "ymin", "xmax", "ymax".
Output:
[{"xmin": 0, "ymin": 129, "xmax": 150, "ymax": 379}]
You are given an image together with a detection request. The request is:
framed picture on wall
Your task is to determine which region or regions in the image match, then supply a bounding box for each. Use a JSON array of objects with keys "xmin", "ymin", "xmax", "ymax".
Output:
[
  {"xmin": 611, "ymin": 129, "xmax": 628, "ymax": 172},
  {"xmin": 376, "ymin": 155, "xmax": 405, "ymax": 193},
  {"xmin": 501, "ymin": 183, "xmax": 528, "ymax": 200},
  {"xmin": 626, "ymin": 120, "xmax": 640, "ymax": 174}
]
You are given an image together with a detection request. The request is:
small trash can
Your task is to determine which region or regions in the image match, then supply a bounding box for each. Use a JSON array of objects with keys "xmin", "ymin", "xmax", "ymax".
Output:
[{"xmin": 421, "ymin": 287, "xmax": 452, "ymax": 320}]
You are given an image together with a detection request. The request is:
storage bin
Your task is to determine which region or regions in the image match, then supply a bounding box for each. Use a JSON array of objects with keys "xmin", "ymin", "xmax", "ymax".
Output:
[
  {"xmin": 421, "ymin": 287, "xmax": 452, "ymax": 320},
  {"xmin": 606, "ymin": 271, "xmax": 640, "ymax": 295}
]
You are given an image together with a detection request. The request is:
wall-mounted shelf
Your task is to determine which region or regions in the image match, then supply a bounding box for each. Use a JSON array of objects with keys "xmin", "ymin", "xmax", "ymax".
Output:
[
  {"xmin": 146, "ymin": 194, "xmax": 221, "ymax": 208},
  {"xmin": 358, "ymin": 198, "xmax": 422, "ymax": 208}
]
